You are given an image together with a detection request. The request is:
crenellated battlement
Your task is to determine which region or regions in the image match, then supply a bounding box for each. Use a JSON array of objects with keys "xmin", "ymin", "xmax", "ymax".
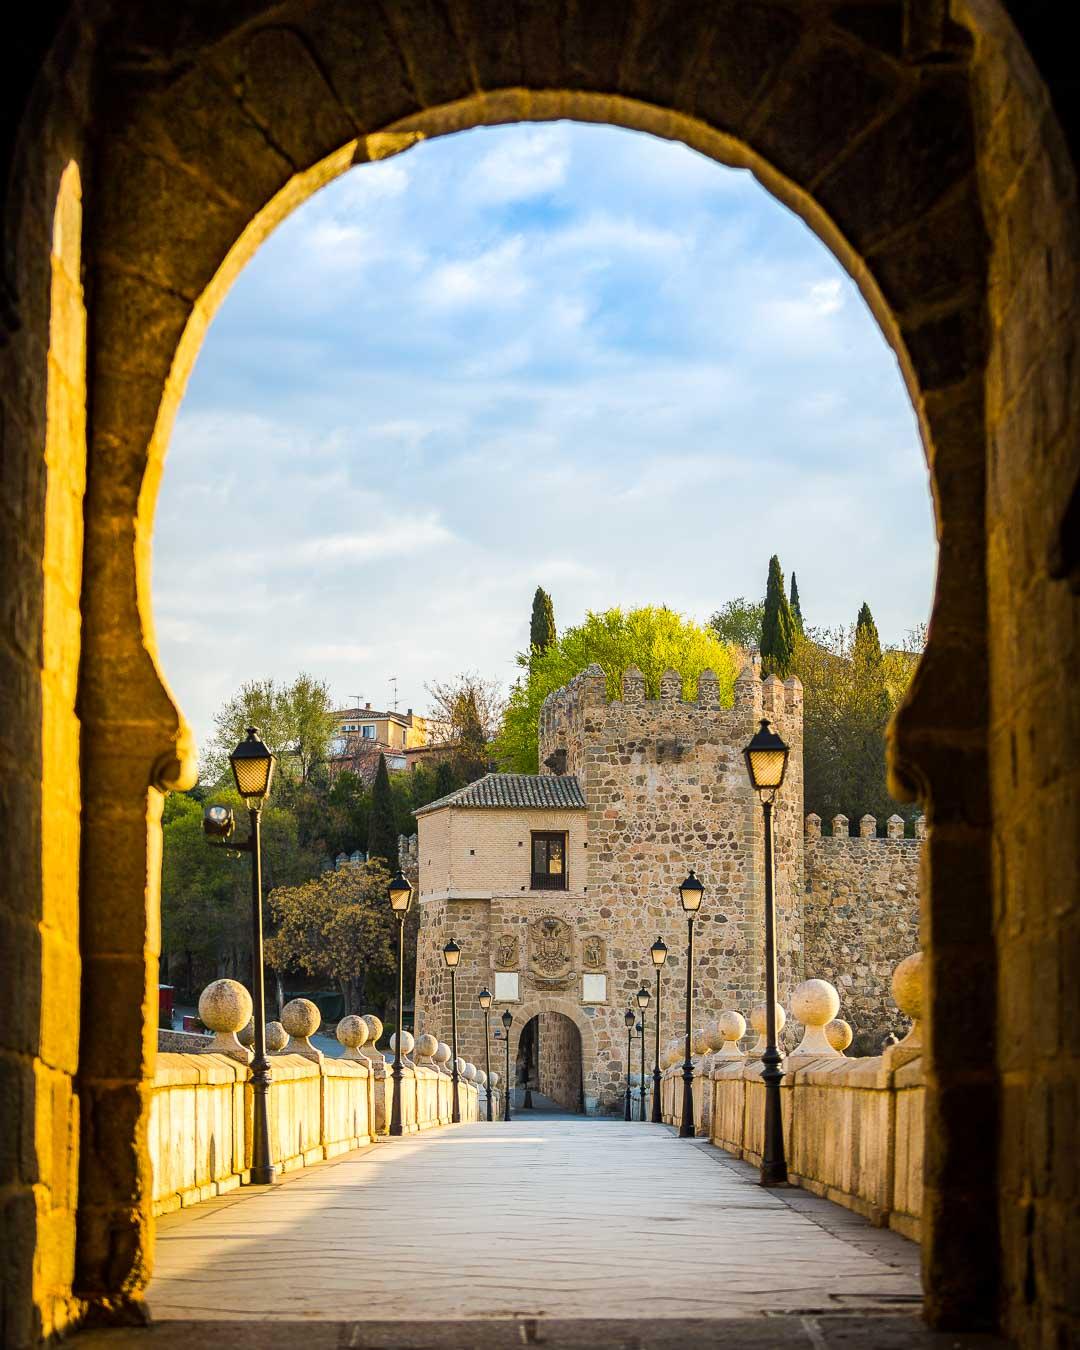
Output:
[
  {"xmin": 539, "ymin": 663, "xmax": 803, "ymax": 781},
  {"xmin": 805, "ymin": 812, "xmax": 925, "ymax": 841}
]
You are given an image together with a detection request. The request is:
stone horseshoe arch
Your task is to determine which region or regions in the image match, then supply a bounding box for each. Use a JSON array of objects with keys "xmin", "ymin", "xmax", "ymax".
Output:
[{"xmin": 49, "ymin": 2, "xmax": 1074, "ymax": 1338}]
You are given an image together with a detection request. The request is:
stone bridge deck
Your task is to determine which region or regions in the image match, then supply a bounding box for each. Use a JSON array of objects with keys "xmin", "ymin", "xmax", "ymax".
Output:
[{"xmin": 79, "ymin": 1118, "xmax": 1002, "ymax": 1348}]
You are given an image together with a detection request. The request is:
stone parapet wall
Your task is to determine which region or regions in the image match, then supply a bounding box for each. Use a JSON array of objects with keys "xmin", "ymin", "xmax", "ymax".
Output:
[
  {"xmin": 149, "ymin": 1052, "xmax": 480, "ymax": 1215},
  {"xmin": 803, "ymin": 816, "xmax": 922, "ymax": 1054},
  {"xmin": 709, "ymin": 1053, "xmax": 924, "ymax": 1240}
]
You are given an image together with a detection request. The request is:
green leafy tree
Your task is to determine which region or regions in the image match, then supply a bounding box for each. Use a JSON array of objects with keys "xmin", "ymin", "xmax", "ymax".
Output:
[
  {"xmin": 496, "ymin": 606, "xmax": 739, "ymax": 772},
  {"xmin": 202, "ymin": 673, "xmax": 337, "ymax": 784},
  {"xmin": 529, "ymin": 586, "xmax": 556, "ymax": 657},
  {"xmin": 161, "ymin": 787, "xmax": 318, "ymax": 995},
  {"xmin": 790, "ymin": 572, "xmax": 805, "ymax": 632},
  {"xmin": 708, "ymin": 597, "xmax": 764, "ymax": 653},
  {"xmin": 367, "ymin": 753, "xmax": 399, "ymax": 868},
  {"xmin": 266, "ymin": 860, "xmax": 395, "ymax": 1013},
  {"xmin": 795, "ymin": 614, "xmax": 924, "ymax": 830},
  {"xmin": 760, "ymin": 555, "xmax": 797, "ymax": 677},
  {"xmin": 425, "ymin": 673, "xmax": 505, "ymax": 783}
]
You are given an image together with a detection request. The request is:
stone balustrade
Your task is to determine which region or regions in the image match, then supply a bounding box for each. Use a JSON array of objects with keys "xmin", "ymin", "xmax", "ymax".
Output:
[
  {"xmin": 661, "ymin": 956, "xmax": 925, "ymax": 1241},
  {"xmin": 150, "ymin": 982, "xmax": 484, "ymax": 1215}
]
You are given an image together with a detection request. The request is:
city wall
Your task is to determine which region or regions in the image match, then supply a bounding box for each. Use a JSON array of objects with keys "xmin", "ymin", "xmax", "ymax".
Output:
[{"xmin": 803, "ymin": 813, "xmax": 924, "ymax": 1053}]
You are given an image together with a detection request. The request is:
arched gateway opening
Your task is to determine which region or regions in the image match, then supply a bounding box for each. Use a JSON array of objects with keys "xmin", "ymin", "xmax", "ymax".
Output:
[
  {"xmin": 516, "ymin": 1013, "xmax": 585, "ymax": 1114},
  {"xmin": 4, "ymin": 4, "xmax": 1079, "ymax": 1346}
]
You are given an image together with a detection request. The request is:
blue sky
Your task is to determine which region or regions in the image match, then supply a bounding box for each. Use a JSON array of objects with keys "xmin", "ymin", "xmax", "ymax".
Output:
[{"xmin": 153, "ymin": 122, "xmax": 935, "ymax": 748}]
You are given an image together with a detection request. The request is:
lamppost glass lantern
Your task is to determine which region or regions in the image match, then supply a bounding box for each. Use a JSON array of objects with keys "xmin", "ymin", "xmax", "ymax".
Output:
[
  {"xmin": 623, "ymin": 1007, "xmax": 636, "ymax": 1121},
  {"xmin": 679, "ymin": 869, "xmax": 705, "ymax": 913},
  {"xmin": 388, "ymin": 870, "xmax": 413, "ymax": 913},
  {"xmin": 743, "ymin": 718, "xmax": 790, "ymax": 794},
  {"xmin": 649, "ymin": 937, "xmax": 667, "ymax": 1122},
  {"xmin": 478, "ymin": 989, "xmax": 494, "ymax": 1122},
  {"xmin": 443, "ymin": 938, "xmax": 462, "ymax": 1122},
  {"xmin": 635, "ymin": 987, "xmax": 650, "ymax": 1122},
  {"xmin": 677, "ymin": 868, "xmax": 704, "ymax": 1137},
  {"xmin": 229, "ymin": 727, "xmax": 275, "ymax": 806},
  {"xmin": 743, "ymin": 718, "xmax": 790, "ymax": 1187},
  {"xmin": 500, "ymin": 1009, "xmax": 513, "ymax": 1121},
  {"xmin": 386, "ymin": 870, "xmax": 414, "ymax": 1136}
]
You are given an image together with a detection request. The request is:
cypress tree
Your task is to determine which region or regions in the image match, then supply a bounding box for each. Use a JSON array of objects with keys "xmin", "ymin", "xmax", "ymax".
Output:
[
  {"xmin": 854, "ymin": 601, "xmax": 883, "ymax": 665},
  {"xmin": 760, "ymin": 555, "xmax": 796, "ymax": 677},
  {"xmin": 434, "ymin": 758, "xmax": 456, "ymax": 800},
  {"xmin": 367, "ymin": 753, "xmax": 399, "ymax": 869},
  {"xmin": 529, "ymin": 586, "xmax": 556, "ymax": 656},
  {"xmin": 789, "ymin": 572, "xmax": 804, "ymax": 632}
]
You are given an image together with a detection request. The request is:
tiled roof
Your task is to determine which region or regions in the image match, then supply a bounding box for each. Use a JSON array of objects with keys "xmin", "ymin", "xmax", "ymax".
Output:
[{"xmin": 414, "ymin": 773, "xmax": 586, "ymax": 815}]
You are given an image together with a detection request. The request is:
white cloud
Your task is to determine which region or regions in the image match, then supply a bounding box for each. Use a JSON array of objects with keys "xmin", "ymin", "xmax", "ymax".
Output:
[
  {"xmin": 294, "ymin": 516, "xmax": 455, "ymax": 564},
  {"xmin": 421, "ymin": 236, "xmax": 530, "ymax": 308},
  {"xmin": 463, "ymin": 127, "xmax": 570, "ymax": 204},
  {"xmin": 154, "ymin": 122, "xmax": 934, "ymax": 746}
]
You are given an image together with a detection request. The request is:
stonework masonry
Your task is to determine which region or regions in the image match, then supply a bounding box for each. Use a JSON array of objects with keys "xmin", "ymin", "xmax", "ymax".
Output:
[
  {"xmin": 535, "ymin": 1012, "xmax": 582, "ymax": 1111},
  {"xmin": 804, "ymin": 815, "xmax": 923, "ymax": 1054},
  {"xmin": 414, "ymin": 665, "xmax": 925, "ymax": 1116}
]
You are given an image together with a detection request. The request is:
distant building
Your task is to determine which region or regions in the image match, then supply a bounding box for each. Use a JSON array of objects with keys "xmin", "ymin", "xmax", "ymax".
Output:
[{"xmin": 329, "ymin": 703, "xmax": 429, "ymax": 779}]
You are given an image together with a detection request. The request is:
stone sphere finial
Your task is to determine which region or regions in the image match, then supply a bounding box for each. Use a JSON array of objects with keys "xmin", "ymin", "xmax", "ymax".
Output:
[
  {"xmin": 336, "ymin": 1014, "xmax": 370, "ymax": 1062},
  {"xmin": 281, "ymin": 997, "xmax": 323, "ymax": 1062},
  {"xmin": 714, "ymin": 1011, "xmax": 747, "ymax": 1059},
  {"xmin": 198, "ymin": 979, "xmax": 254, "ymax": 1063},
  {"xmin": 389, "ymin": 1029, "xmax": 415, "ymax": 1060},
  {"xmin": 825, "ymin": 1018, "xmax": 853, "ymax": 1053},
  {"xmin": 454, "ymin": 1056, "xmax": 467, "ymax": 1077},
  {"xmin": 463, "ymin": 1062, "xmax": 477, "ymax": 1081},
  {"xmin": 891, "ymin": 951, "xmax": 923, "ymax": 1047},
  {"xmin": 488, "ymin": 1070, "xmax": 500, "ymax": 1088},
  {"xmin": 415, "ymin": 1032, "xmax": 438, "ymax": 1062},
  {"xmin": 238, "ymin": 1018, "xmax": 255, "ymax": 1049},
  {"xmin": 435, "ymin": 1042, "xmax": 452, "ymax": 1072},
  {"xmin": 749, "ymin": 1002, "xmax": 786, "ymax": 1055},
  {"xmin": 791, "ymin": 979, "xmax": 842, "ymax": 1057},
  {"xmin": 265, "ymin": 1020, "xmax": 288, "ymax": 1053},
  {"xmin": 363, "ymin": 1014, "xmax": 384, "ymax": 1049},
  {"xmin": 692, "ymin": 1029, "xmax": 710, "ymax": 1058}
]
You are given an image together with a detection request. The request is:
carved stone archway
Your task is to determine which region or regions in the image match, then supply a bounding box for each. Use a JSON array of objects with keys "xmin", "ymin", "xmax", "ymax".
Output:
[{"xmin": 3, "ymin": 3, "xmax": 1079, "ymax": 1344}]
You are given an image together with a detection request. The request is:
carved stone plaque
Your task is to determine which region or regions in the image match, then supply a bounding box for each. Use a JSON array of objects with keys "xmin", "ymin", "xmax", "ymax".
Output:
[
  {"xmin": 528, "ymin": 914, "xmax": 573, "ymax": 981},
  {"xmin": 495, "ymin": 933, "xmax": 520, "ymax": 971},
  {"xmin": 582, "ymin": 934, "xmax": 605, "ymax": 971}
]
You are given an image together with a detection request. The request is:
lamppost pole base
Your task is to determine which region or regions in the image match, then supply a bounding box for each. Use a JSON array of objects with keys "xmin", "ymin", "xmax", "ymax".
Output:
[{"xmin": 651, "ymin": 1067, "xmax": 662, "ymax": 1124}]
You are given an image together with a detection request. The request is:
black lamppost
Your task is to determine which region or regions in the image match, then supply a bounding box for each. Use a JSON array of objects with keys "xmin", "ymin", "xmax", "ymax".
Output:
[
  {"xmin": 623, "ymin": 1007, "xmax": 635, "ymax": 1121},
  {"xmin": 678, "ymin": 869, "xmax": 705, "ymax": 1138},
  {"xmin": 387, "ymin": 867, "xmax": 415, "ymax": 1137},
  {"xmin": 649, "ymin": 938, "xmax": 668, "ymax": 1123},
  {"xmin": 478, "ymin": 987, "xmax": 493, "ymax": 1122},
  {"xmin": 443, "ymin": 939, "xmax": 461, "ymax": 1123},
  {"xmin": 202, "ymin": 727, "xmax": 277, "ymax": 1185},
  {"xmin": 501, "ymin": 1009, "xmax": 513, "ymax": 1121},
  {"xmin": 744, "ymin": 717, "xmax": 791, "ymax": 1187},
  {"xmin": 636, "ymin": 985, "xmax": 651, "ymax": 1121}
]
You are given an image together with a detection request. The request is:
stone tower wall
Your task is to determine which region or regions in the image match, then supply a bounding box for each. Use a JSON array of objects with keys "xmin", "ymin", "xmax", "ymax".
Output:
[
  {"xmin": 539, "ymin": 663, "xmax": 805, "ymax": 1112},
  {"xmin": 803, "ymin": 812, "xmax": 923, "ymax": 1054}
]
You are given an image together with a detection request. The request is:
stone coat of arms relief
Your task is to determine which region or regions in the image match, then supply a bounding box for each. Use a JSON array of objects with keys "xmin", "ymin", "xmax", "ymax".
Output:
[
  {"xmin": 528, "ymin": 914, "xmax": 574, "ymax": 988},
  {"xmin": 494, "ymin": 934, "xmax": 520, "ymax": 971}
]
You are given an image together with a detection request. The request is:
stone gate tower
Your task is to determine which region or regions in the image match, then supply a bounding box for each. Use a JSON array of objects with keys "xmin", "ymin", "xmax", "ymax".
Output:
[{"xmin": 413, "ymin": 664, "xmax": 804, "ymax": 1115}]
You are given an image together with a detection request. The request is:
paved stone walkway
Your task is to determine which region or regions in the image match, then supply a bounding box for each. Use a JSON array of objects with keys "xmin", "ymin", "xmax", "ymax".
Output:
[{"xmin": 146, "ymin": 1117, "xmax": 923, "ymax": 1323}]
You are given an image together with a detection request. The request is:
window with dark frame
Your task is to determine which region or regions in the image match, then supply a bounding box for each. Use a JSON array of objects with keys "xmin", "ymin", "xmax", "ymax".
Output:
[{"xmin": 531, "ymin": 832, "xmax": 567, "ymax": 890}]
